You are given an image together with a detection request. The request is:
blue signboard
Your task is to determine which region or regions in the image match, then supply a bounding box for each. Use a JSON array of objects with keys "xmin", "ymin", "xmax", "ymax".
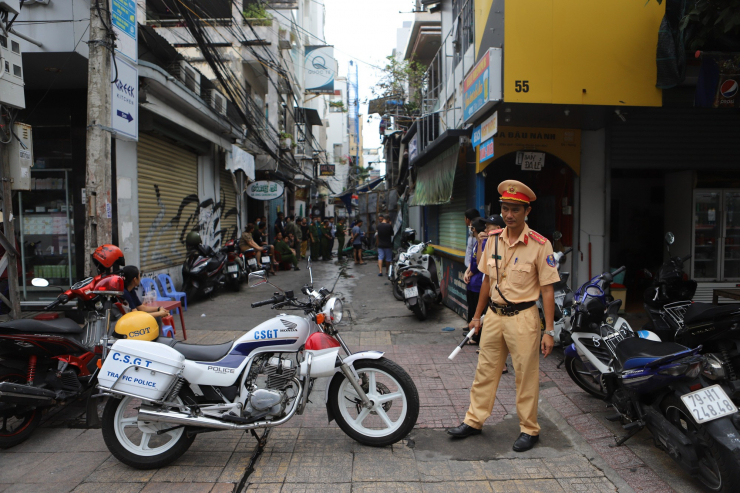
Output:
[
  {"xmin": 479, "ymin": 137, "xmax": 494, "ymax": 163},
  {"xmin": 463, "ymin": 53, "xmax": 490, "ymax": 123},
  {"xmin": 472, "ymin": 125, "xmax": 482, "ymax": 148},
  {"xmin": 112, "ymin": 0, "xmax": 137, "ymax": 62}
]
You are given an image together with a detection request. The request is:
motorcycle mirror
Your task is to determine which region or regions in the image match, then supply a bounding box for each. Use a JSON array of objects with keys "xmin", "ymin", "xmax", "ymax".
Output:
[
  {"xmin": 31, "ymin": 278, "xmax": 50, "ymax": 287},
  {"xmin": 553, "ymin": 231, "xmax": 562, "ymax": 241},
  {"xmin": 248, "ymin": 271, "xmax": 268, "ymax": 287},
  {"xmin": 307, "ymin": 256, "xmax": 313, "ymax": 285},
  {"xmin": 665, "ymin": 232, "xmax": 675, "ymax": 246}
]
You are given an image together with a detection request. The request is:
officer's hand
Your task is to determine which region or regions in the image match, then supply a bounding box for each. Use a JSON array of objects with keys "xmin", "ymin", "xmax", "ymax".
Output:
[
  {"xmin": 463, "ymin": 271, "xmax": 471, "ymax": 284},
  {"xmin": 541, "ymin": 334, "xmax": 554, "ymax": 358},
  {"xmin": 468, "ymin": 318, "xmax": 482, "ymax": 335},
  {"xmin": 477, "ymin": 232, "xmax": 487, "ymax": 242}
]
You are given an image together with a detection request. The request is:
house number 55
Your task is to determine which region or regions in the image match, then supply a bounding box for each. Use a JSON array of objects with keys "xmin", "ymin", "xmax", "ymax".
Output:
[{"xmin": 515, "ymin": 81, "xmax": 530, "ymax": 93}]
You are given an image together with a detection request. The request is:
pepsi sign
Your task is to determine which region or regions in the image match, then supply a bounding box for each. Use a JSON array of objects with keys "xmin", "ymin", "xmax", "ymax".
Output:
[
  {"xmin": 720, "ymin": 79, "xmax": 738, "ymax": 99},
  {"xmin": 716, "ymin": 76, "xmax": 740, "ymax": 108}
]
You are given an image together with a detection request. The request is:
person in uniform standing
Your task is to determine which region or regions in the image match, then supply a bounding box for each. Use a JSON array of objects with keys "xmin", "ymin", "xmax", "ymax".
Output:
[
  {"xmin": 336, "ymin": 218, "xmax": 347, "ymax": 261},
  {"xmin": 321, "ymin": 219, "xmax": 333, "ymax": 261},
  {"xmin": 309, "ymin": 216, "xmax": 321, "ymax": 261},
  {"xmin": 447, "ymin": 180, "xmax": 558, "ymax": 452}
]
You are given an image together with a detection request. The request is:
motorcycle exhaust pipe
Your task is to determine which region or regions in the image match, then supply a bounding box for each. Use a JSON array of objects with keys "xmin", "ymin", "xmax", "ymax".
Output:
[{"xmin": 0, "ymin": 383, "xmax": 57, "ymax": 406}]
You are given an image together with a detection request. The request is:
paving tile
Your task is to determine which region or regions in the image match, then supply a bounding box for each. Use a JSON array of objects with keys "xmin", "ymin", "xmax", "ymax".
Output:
[
  {"xmin": 565, "ymin": 414, "xmax": 613, "ymax": 441},
  {"xmin": 247, "ymin": 452, "xmax": 292, "ymax": 484},
  {"xmin": 615, "ymin": 466, "xmax": 673, "ymax": 493},
  {"xmin": 4, "ymin": 428, "xmax": 85, "ymax": 453},
  {"xmin": 172, "ymin": 451, "xmax": 234, "ymax": 467},
  {"xmin": 72, "ymin": 484, "xmax": 145, "ymax": 493},
  {"xmin": 84, "ymin": 456, "xmax": 157, "ymax": 483},
  {"xmin": 422, "ymin": 481, "xmax": 493, "ymax": 493},
  {"xmin": 284, "ymin": 443, "xmax": 353, "ymax": 483},
  {"xmin": 556, "ymin": 477, "xmax": 617, "ymax": 492},
  {"xmin": 0, "ymin": 453, "xmax": 49, "ymax": 483},
  {"xmin": 281, "ymin": 484, "xmax": 352, "ymax": 493},
  {"xmin": 141, "ymin": 483, "xmax": 215, "ymax": 493},
  {"xmin": 0, "ymin": 482, "xmax": 80, "ymax": 493},
  {"xmin": 541, "ymin": 454, "xmax": 604, "ymax": 478},
  {"xmin": 188, "ymin": 435, "xmax": 242, "ymax": 453},
  {"xmin": 149, "ymin": 466, "xmax": 223, "ymax": 483},
  {"xmin": 546, "ymin": 395, "xmax": 582, "ymax": 418},
  {"xmin": 351, "ymin": 483, "xmax": 423, "ymax": 493},
  {"xmin": 489, "ymin": 479, "xmax": 565, "ymax": 492},
  {"xmin": 417, "ymin": 460, "xmax": 487, "ymax": 482},
  {"xmin": 352, "ymin": 447, "xmax": 419, "ymax": 482},
  {"xmin": 589, "ymin": 437, "xmax": 645, "ymax": 470},
  {"xmin": 67, "ymin": 430, "xmax": 111, "ymax": 453},
  {"xmin": 217, "ymin": 452, "xmax": 252, "ymax": 483},
  {"xmin": 210, "ymin": 484, "xmax": 236, "ymax": 493},
  {"xmin": 244, "ymin": 485, "xmax": 282, "ymax": 493},
  {"xmin": 13, "ymin": 452, "xmax": 107, "ymax": 484},
  {"xmin": 481, "ymin": 459, "xmax": 553, "ymax": 481}
]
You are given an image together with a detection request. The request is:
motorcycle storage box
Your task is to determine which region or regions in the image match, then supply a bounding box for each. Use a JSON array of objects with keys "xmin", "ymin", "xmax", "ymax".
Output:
[{"xmin": 98, "ymin": 339, "xmax": 185, "ymax": 401}]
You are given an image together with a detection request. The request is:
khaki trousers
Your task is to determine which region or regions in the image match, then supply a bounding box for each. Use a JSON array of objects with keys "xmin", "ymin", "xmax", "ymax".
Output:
[
  {"xmin": 300, "ymin": 240, "xmax": 308, "ymax": 258},
  {"xmin": 464, "ymin": 305, "xmax": 541, "ymax": 435}
]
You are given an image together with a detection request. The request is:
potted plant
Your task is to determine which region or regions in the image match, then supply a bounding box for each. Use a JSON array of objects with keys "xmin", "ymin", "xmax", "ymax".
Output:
[
  {"xmin": 243, "ymin": 2, "xmax": 273, "ymax": 27},
  {"xmin": 279, "ymin": 132, "xmax": 293, "ymax": 150}
]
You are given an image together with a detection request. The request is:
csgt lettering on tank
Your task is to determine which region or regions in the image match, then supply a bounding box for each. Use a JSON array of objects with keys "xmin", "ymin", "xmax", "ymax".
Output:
[
  {"xmin": 111, "ymin": 352, "xmax": 153, "ymax": 367},
  {"xmin": 128, "ymin": 327, "xmax": 151, "ymax": 338},
  {"xmin": 104, "ymin": 371, "xmax": 158, "ymax": 388},
  {"xmin": 254, "ymin": 329, "xmax": 278, "ymax": 340}
]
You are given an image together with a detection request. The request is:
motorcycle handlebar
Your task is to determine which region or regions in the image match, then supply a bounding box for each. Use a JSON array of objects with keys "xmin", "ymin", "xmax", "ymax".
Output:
[
  {"xmin": 611, "ymin": 265, "xmax": 626, "ymax": 277},
  {"xmin": 563, "ymin": 247, "xmax": 573, "ymax": 256},
  {"xmin": 44, "ymin": 294, "xmax": 68, "ymax": 310},
  {"xmin": 681, "ymin": 253, "xmax": 692, "ymax": 264},
  {"xmin": 251, "ymin": 294, "xmax": 286, "ymax": 308}
]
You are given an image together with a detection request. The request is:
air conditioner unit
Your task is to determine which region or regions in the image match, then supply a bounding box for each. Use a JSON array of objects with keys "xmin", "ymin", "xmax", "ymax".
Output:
[
  {"xmin": 179, "ymin": 60, "xmax": 201, "ymax": 95},
  {"xmin": 208, "ymin": 89, "xmax": 228, "ymax": 116}
]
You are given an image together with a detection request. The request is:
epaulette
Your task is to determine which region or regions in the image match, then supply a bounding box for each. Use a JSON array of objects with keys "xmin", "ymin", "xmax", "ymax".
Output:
[
  {"xmin": 528, "ymin": 230, "xmax": 547, "ymax": 245},
  {"xmin": 488, "ymin": 229, "xmax": 503, "ymax": 236}
]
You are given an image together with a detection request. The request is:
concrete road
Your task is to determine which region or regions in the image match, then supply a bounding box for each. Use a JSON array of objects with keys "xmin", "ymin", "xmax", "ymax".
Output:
[{"xmin": 0, "ymin": 258, "xmax": 702, "ymax": 492}]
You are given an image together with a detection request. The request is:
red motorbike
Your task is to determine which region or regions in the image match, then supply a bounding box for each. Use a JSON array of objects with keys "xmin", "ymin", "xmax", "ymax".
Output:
[
  {"xmin": 0, "ymin": 245, "xmax": 125, "ymax": 448},
  {"xmin": 221, "ymin": 239, "xmax": 245, "ymax": 291}
]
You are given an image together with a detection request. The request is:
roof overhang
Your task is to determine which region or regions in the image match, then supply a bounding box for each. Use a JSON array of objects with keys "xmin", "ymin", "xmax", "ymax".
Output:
[{"xmin": 409, "ymin": 129, "xmax": 469, "ymax": 168}]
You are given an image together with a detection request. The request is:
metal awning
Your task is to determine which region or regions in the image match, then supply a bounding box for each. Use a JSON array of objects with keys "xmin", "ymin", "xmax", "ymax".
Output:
[
  {"xmin": 411, "ymin": 143, "xmax": 459, "ymax": 206},
  {"xmin": 295, "ymin": 107, "xmax": 323, "ymax": 126}
]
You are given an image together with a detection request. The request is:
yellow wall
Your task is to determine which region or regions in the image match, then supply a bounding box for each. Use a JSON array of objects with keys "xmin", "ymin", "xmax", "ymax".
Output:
[
  {"xmin": 475, "ymin": 0, "xmax": 495, "ymax": 59},
  {"xmin": 476, "ymin": 126, "xmax": 581, "ymax": 174},
  {"xmin": 503, "ymin": 0, "xmax": 664, "ymax": 106}
]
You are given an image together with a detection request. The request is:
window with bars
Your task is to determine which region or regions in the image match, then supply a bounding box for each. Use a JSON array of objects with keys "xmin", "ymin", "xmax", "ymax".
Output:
[{"xmin": 453, "ymin": 0, "xmax": 474, "ymax": 67}]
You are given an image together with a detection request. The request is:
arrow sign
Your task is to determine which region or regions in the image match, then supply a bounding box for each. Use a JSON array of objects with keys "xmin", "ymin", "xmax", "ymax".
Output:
[{"xmin": 116, "ymin": 110, "xmax": 134, "ymax": 123}]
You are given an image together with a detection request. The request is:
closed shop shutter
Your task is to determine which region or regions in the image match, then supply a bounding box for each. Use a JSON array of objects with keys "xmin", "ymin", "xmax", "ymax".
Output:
[
  {"xmin": 219, "ymin": 166, "xmax": 238, "ymax": 242},
  {"xmin": 438, "ymin": 167, "xmax": 467, "ymax": 252},
  {"xmin": 138, "ymin": 134, "xmax": 198, "ymax": 272}
]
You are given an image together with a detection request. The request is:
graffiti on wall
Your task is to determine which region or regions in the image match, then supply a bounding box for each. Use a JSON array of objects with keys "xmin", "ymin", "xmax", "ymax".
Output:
[{"xmin": 140, "ymin": 184, "xmax": 237, "ymax": 270}]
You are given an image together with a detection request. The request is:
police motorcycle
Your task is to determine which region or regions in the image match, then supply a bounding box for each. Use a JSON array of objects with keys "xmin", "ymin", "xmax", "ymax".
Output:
[
  {"xmin": 182, "ymin": 232, "xmax": 228, "ymax": 300},
  {"xmin": 396, "ymin": 241, "xmax": 442, "ymax": 321},
  {"xmin": 563, "ymin": 269, "xmax": 740, "ymax": 492},
  {"xmin": 536, "ymin": 232, "xmax": 574, "ymax": 346},
  {"xmin": 95, "ymin": 260, "xmax": 420, "ymax": 470},
  {"xmin": 389, "ymin": 228, "xmax": 418, "ymax": 302},
  {"xmin": 0, "ymin": 245, "xmax": 127, "ymax": 448}
]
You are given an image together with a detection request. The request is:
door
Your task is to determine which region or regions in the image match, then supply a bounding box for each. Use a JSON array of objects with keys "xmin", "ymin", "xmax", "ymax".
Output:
[
  {"xmin": 723, "ymin": 190, "xmax": 740, "ymax": 280},
  {"xmin": 693, "ymin": 190, "xmax": 722, "ymax": 281}
]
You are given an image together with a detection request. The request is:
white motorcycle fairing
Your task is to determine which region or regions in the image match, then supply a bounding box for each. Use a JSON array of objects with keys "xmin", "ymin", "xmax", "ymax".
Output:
[{"xmin": 181, "ymin": 315, "xmax": 310, "ymax": 386}]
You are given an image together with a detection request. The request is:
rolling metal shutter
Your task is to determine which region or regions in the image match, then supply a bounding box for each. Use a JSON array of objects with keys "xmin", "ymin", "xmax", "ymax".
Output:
[
  {"xmin": 138, "ymin": 134, "xmax": 198, "ymax": 272},
  {"xmin": 438, "ymin": 167, "xmax": 467, "ymax": 252},
  {"xmin": 219, "ymin": 166, "xmax": 239, "ymax": 242}
]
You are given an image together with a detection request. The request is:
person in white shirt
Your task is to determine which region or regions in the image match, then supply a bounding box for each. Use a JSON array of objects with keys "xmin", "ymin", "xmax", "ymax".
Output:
[{"xmin": 464, "ymin": 208, "xmax": 481, "ymax": 268}]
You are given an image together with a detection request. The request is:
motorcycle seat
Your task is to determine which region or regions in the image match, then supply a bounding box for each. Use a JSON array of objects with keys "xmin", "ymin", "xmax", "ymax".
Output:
[
  {"xmin": 614, "ymin": 337, "xmax": 688, "ymax": 370},
  {"xmin": 0, "ymin": 318, "xmax": 83, "ymax": 334},
  {"xmin": 157, "ymin": 337, "xmax": 233, "ymax": 362},
  {"xmin": 684, "ymin": 303, "xmax": 740, "ymax": 326}
]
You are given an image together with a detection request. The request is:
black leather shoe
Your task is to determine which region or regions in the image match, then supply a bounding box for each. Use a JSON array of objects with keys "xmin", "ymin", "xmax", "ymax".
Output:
[
  {"xmin": 446, "ymin": 422, "xmax": 482, "ymax": 438},
  {"xmin": 512, "ymin": 433, "xmax": 539, "ymax": 452}
]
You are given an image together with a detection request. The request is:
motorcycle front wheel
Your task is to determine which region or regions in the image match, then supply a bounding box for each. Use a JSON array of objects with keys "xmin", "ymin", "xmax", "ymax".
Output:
[
  {"xmin": 563, "ymin": 355, "xmax": 607, "ymax": 399},
  {"xmin": 102, "ymin": 394, "xmax": 195, "ymax": 469},
  {"xmin": 0, "ymin": 367, "xmax": 43, "ymax": 449},
  {"xmin": 328, "ymin": 358, "xmax": 419, "ymax": 447}
]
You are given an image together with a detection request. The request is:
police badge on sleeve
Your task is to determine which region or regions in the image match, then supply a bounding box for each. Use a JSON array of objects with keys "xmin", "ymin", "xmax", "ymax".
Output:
[{"xmin": 546, "ymin": 254, "xmax": 556, "ymax": 267}]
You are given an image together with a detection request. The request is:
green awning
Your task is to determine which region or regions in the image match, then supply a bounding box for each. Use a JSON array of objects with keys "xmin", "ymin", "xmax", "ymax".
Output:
[{"xmin": 411, "ymin": 143, "xmax": 460, "ymax": 206}]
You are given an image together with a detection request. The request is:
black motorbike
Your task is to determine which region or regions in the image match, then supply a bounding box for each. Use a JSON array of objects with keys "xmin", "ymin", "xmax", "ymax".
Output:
[
  {"xmin": 398, "ymin": 241, "xmax": 441, "ymax": 321},
  {"xmin": 182, "ymin": 242, "xmax": 227, "ymax": 300},
  {"xmin": 221, "ymin": 239, "xmax": 244, "ymax": 292}
]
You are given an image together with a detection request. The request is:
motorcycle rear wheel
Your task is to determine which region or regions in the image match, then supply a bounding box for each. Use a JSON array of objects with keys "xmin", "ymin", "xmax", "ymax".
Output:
[
  {"xmin": 0, "ymin": 367, "xmax": 43, "ymax": 449},
  {"xmin": 660, "ymin": 394, "xmax": 739, "ymax": 492},
  {"xmin": 563, "ymin": 356, "xmax": 607, "ymax": 399},
  {"xmin": 102, "ymin": 394, "xmax": 195, "ymax": 469},
  {"xmin": 411, "ymin": 299, "xmax": 428, "ymax": 321},
  {"xmin": 392, "ymin": 279, "xmax": 404, "ymax": 301},
  {"xmin": 328, "ymin": 358, "xmax": 419, "ymax": 447}
]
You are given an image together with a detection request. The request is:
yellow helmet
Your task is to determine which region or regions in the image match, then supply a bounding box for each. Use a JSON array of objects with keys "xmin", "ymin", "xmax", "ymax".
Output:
[{"xmin": 114, "ymin": 311, "xmax": 159, "ymax": 341}]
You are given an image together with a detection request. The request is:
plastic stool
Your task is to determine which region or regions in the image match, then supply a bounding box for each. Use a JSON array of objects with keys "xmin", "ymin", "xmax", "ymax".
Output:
[{"xmin": 162, "ymin": 325, "xmax": 175, "ymax": 338}]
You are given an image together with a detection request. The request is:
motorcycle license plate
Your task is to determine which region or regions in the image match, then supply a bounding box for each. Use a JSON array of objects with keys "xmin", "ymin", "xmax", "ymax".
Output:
[
  {"xmin": 247, "ymin": 258, "xmax": 257, "ymax": 266},
  {"xmin": 680, "ymin": 385, "xmax": 737, "ymax": 424},
  {"xmin": 227, "ymin": 265, "xmax": 238, "ymax": 273},
  {"xmin": 262, "ymin": 257, "xmax": 270, "ymax": 264},
  {"xmin": 404, "ymin": 286, "xmax": 418, "ymax": 299}
]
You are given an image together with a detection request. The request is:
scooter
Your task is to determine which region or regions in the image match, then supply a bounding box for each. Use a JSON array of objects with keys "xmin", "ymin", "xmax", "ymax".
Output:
[
  {"xmin": 397, "ymin": 241, "xmax": 441, "ymax": 321},
  {"xmin": 95, "ymin": 263, "xmax": 420, "ymax": 470},
  {"xmin": 389, "ymin": 229, "xmax": 418, "ymax": 302},
  {"xmin": 221, "ymin": 239, "xmax": 244, "ymax": 292},
  {"xmin": 0, "ymin": 275, "xmax": 124, "ymax": 448},
  {"xmin": 182, "ymin": 241, "xmax": 227, "ymax": 300}
]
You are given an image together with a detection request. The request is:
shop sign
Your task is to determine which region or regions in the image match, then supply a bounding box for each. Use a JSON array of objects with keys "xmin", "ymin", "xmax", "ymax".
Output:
[
  {"xmin": 463, "ymin": 48, "xmax": 502, "ymax": 124},
  {"xmin": 295, "ymin": 187, "xmax": 309, "ymax": 200},
  {"xmin": 471, "ymin": 125, "xmax": 482, "ymax": 148},
  {"xmin": 436, "ymin": 256, "xmax": 468, "ymax": 319},
  {"xmin": 409, "ymin": 134, "xmax": 418, "ymax": 161},
  {"xmin": 517, "ymin": 151, "xmax": 545, "ymax": 171},
  {"xmin": 480, "ymin": 111, "xmax": 498, "ymax": 141},
  {"xmin": 246, "ymin": 180, "xmax": 284, "ymax": 200},
  {"xmin": 111, "ymin": 0, "xmax": 137, "ymax": 62},
  {"xmin": 320, "ymin": 164, "xmax": 335, "ymax": 176},
  {"xmin": 305, "ymin": 46, "xmax": 337, "ymax": 94},
  {"xmin": 111, "ymin": 55, "xmax": 138, "ymax": 141},
  {"xmin": 479, "ymin": 137, "xmax": 494, "ymax": 163},
  {"xmin": 716, "ymin": 76, "xmax": 739, "ymax": 108}
]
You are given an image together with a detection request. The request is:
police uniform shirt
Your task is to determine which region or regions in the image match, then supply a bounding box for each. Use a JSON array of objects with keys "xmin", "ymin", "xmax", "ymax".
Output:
[{"xmin": 479, "ymin": 224, "xmax": 560, "ymax": 304}]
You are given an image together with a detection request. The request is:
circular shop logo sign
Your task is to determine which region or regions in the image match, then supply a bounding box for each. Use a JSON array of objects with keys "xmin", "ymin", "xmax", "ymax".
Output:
[{"xmin": 246, "ymin": 180, "xmax": 284, "ymax": 200}]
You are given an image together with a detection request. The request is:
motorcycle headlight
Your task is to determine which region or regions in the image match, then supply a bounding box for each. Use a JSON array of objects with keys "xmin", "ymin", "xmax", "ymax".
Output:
[
  {"xmin": 322, "ymin": 297, "xmax": 344, "ymax": 325},
  {"xmin": 702, "ymin": 354, "xmax": 727, "ymax": 381}
]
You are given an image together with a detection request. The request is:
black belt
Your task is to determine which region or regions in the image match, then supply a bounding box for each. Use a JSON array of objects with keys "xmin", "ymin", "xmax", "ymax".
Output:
[{"xmin": 488, "ymin": 300, "xmax": 536, "ymax": 316}]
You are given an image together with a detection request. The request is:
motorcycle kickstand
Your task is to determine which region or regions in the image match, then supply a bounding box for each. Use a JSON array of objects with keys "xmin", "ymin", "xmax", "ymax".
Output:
[
  {"xmin": 611, "ymin": 422, "xmax": 644, "ymax": 447},
  {"xmin": 556, "ymin": 358, "xmax": 565, "ymax": 369},
  {"xmin": 250, "ymin": 428, "xmax": 270, "ymax": 448}
]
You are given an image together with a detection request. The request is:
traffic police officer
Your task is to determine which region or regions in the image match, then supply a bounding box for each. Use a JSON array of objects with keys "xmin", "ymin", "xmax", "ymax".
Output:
[{"xmin": 447, "ymin": 180, "xmax": 559, "ymax": 452}]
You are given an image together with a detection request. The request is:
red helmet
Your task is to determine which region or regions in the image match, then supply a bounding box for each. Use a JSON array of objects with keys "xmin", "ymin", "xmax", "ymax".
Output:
[{"xmin": 92, "ymin": 244, "xmax": 125, "ymax": 273}]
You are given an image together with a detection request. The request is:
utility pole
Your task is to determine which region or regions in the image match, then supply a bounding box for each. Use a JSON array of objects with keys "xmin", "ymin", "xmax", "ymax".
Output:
[
  {"xmin": 84, "ymin": 0, "xmax": 113, "ymax": 275},
  {"xmin": 0, "ymin": 112, "xmax": 21, "ymax": 319}
]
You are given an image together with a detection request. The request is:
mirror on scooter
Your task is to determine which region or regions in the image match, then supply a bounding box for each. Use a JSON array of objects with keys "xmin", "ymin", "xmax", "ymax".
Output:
[
  {"xmin": 665, "ymin": 232, "xmax": 675, "ymax": 246},
  {"xmin": 553, "ymin": 231, "xmax": 563, "ymax": 241},
  {"xmin": 31, "ymin": 278, "xmax": 50, "ymax": 287},
  {"xmin": 248, "ymin": 271, "xmax": 268, "ymax": 287}
]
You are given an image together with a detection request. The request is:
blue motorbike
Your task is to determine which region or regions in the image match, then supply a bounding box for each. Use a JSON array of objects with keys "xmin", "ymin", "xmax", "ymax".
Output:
[{"xmin": 564, "ymin": 267, "xmax": 740, "ymax": 492}]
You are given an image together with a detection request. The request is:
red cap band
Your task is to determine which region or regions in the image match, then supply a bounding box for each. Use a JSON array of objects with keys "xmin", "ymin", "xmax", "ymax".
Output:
[{"xmin": 500, "ymin": 191, "xmax": 531, "ymax": 204}]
